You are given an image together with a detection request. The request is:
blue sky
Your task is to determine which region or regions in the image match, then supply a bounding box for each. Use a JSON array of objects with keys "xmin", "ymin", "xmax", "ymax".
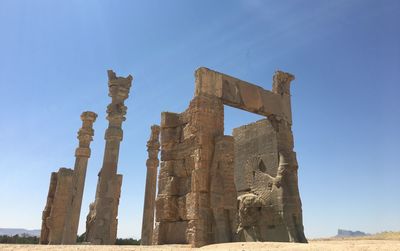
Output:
[{"xmin": 0, "ymin": 0, "xmax": 399, "ymax": 239}]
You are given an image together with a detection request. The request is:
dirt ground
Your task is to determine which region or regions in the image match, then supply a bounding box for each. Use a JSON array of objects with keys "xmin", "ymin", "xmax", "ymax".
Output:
[{"xmin": 1, "ymin": 239, "xmax": 400, "ymax": 251}]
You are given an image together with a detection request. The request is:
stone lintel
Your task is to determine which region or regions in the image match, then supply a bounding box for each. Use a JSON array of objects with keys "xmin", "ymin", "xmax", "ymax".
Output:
[{"xmin": 195, "ymin": 67, "xmax": 293, "ymax": 123}]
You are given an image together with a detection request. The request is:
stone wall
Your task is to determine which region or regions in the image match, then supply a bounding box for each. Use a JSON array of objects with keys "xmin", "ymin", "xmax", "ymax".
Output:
[
  {"xmin": 154, "ymin": 111, "xmax": 193, "ymax": 244},
  {"xmin": 233, "ymin": 119, "xmax": 291, "ymax": 242},
  {"xmin": 233, "ymin": 119, "xmax": 278, "ymax": 194}
]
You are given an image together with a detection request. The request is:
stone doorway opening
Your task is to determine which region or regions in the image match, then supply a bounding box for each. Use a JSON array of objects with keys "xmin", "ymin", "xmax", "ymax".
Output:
[{"xmin": 224, "ymin": 105, "xmax": 264, "ymax": 136}]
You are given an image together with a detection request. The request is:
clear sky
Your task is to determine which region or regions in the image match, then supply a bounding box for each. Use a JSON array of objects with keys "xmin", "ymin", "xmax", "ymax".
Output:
[{"xmin": 0, "ymin": 0, "xmax": 399, "ymax": 239}]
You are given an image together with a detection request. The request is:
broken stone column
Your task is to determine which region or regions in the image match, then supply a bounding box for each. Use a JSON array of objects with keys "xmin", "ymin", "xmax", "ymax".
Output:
[
  {"xmin": 40, "ymin": 111, "xmax": 97, "ymax": 245},
  {"xmin": 63, "ymin": 111, "xmax": 97, "ymax": 244},
  {"xmin": 40, "ymin": 172, "xmax": 58, "ymax": 244},
  {"xmin": 40, "ymin": 168, "xmax": 74, "ymax": 244},
  {"xmin": 141, "ymin": 125, "xmax": 160, "ymax": 245},
  {"xmin": 86, "ymin": 70, "xmax": 133, "ymax": 245}
]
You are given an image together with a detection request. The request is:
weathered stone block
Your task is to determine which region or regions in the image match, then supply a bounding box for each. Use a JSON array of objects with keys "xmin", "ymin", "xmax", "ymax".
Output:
[
  {"xmin": 178, "ymin": 196, "xmax": 187, "ymax": 220},
  {"xmin": 161, "ymin": 127, "xmax": 181, "ymax": 145},
  {"xmin": 177, "ymin": 177, "xmax": 190, "ymax": 196},
  {"xmin": 194, "ymin": 67, "xmax": 223, "ymax": 98},
  {"xmin": 221, "ymin": 79, "xmax": 242, "ymax": 105},
  {"xmin": 156, "ymin": 196, "xmax": 179, "ymax": 222},
  {"xmin": 260, "ymin": 90, "xmax": 283, "ymax": 117},
  {"xmin": 159, "ymin": 161, "xmax": 174, "ymax": 177},
  {"xmin": 161, "ymin": 112, "xmax": 181, "ymax": 128},
  {"xmin": 191, "ymin": 168, "xmax": 209, "ymax": 192},
  {"xmin": 162, "ymin": 221, "xmax": 188, "ymax": 244},
  {"xmin": 158, "ymin": 176, "xmax": 178, "ymax": 196},
  {"xmin": 161, "ymin": 137, "xmax": 197, "ymax": 161},
  {"xmin": 237, "ymin": 82, "xmax": 263, "ymax": 113},
  {"xmin": 172, "ymin": 160, "xmax": 188, "ymax": 177}
]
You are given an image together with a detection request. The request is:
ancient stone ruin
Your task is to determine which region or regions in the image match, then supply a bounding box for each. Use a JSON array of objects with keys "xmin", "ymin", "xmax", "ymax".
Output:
[
  {"xmin": 85, "ymin": 70, "xmax": 133, "ymax": 245},
  {"xmin": 40, "ymin": 67, "xmax": 306, "ymax": 247},
  {"xmin": 40, "ymin": 111, "xmax": 97, "ymax": 244},
  {"xmin": 142, "ymin": 67, "xmax": 307, "ymax": 247},
  {"xmin": 40, "ymin": 70, "xmax": 132, "ymax": 245}
]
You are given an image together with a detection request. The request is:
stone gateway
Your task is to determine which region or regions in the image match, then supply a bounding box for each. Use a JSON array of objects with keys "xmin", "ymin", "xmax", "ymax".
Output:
[{"xmin": 142, "ymin": 67, "xmax": 307, "ymax": 247}]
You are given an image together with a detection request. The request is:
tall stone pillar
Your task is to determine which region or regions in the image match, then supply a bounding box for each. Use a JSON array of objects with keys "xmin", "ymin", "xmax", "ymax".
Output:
[
  {"xmin": 141, "ymin": 125, "xmax": 160, "ymax": 245},
  {"xmin": 86, "ymin": 70, "xmax": 133, "ymax": 245},
  {"xmin": 40, "ymin": 111, "xmax": 97, "ymax": 245},
  {"xmin": 63, "ymin": 111, "xmax": 97, "ymax": 244}
]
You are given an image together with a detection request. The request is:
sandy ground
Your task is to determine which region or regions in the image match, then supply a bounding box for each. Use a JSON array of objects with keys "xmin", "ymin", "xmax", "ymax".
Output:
[{"xmin": 1, "ymin": 240, "xmax": 400, "ymax": 251}]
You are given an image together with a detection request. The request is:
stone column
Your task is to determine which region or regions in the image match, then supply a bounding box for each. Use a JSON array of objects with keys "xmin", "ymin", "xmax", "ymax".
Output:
[
  {"xmin": 62, "ymin": 111, "xmax": 97, "ymax": 244},
  {"xmin": 86, "ymin": 70, "xmax": 133, "ymax": 245},
  {"xmin": 141, "ymin": 125, "xmax": 160, "ymax": 245},
  {"xmin": 40, "ymin": 111, "xmax": 97, "ymax": 245}
]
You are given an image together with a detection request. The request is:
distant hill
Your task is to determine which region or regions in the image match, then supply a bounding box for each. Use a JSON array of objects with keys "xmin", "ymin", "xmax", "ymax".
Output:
[
  {"xmin": 0, "ymin": 228, "xmax": 40, "ymax": 237},
  {"xmin": 336, "ymin": 229, "xmax": 369, "ymax": 238}
]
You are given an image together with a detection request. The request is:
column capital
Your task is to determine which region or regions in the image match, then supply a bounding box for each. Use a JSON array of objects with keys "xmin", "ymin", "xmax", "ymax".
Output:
[
  {"xmin": 106, "ymin": 70, "xmax": 133, "ymax": 124},
  {"xmin": 107, "ymin": 70, "xmax": 133, "ymax": 102},
  {"xmin": 77, "ymin": 111, "xmax": 97, "ymax": 145},
  {"xmin": 146, "ymin": 125, "xmax": 160, "ymax": 154},
  {"xmin": 81, "ymin": 111, "xmax": 98, "ymax": 123}
]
